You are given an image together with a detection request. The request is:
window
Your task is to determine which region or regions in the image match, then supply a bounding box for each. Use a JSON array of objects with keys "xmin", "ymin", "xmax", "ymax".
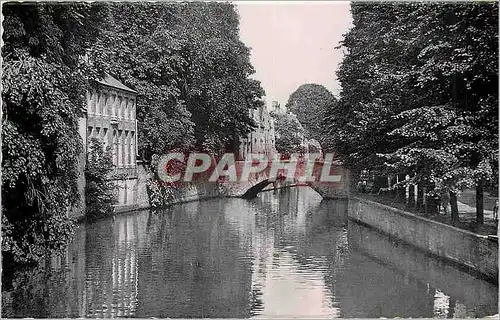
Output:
[
  {"xmin": 122, "ymin": 131, "xmax": 126, "ymax": 166},
  {"xmin": 124, "ymin": 98, "xmax": 129, "ymax": 119},
  {"xmin": 130, "ymin": 132, "xmax": 135, "ymax": 165},
  {"xmin": 122, "ymin": 97, "xmax": 127, "ymax": 120},
  {"xmin": 112, "ymin": 130, "xmax": 118, "ymax": 166},
  {"xmin": 124, "ymin": 131, "xmax": 129, "ymax": 166},
  {"xmin": 117, "ymin": 130, "xmax": 123, "ymax": 167},
  {"xmin": 105, "ymin": 93, "xmax": 111, "ymax": 116},
  {"xmin": 116, "ymin": 94, "xmax": 121, "ymax": 118},
  {"xmin": 111, "ymin": 94, "xmax": 116, "ymax": 117},
  {"xmin": 88, "ymin": 92, "xmax": 94, "ymax": 114},
  {"xmin": 103, "ymin": 128, "xmax": 108, "ymax": 149},
  {"xmin": 96, "ymin": 93, "xmax": 101, "ymax": 115},
  {"xmin": 121, "ymin": 96, "xmax": 126, "ymax": 118},
  {"xmin": 130, "ymin": 100, "xmax": 135, "ymax": 119},
  {"xmin": 124, "ymin": 181, "xmax": 128, "ymax": 205}
]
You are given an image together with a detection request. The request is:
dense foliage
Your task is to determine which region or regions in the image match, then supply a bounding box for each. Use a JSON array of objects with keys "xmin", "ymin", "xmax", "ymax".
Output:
[
  {"xmin": 85, "ymin": 138, "xmax": 116, "ymax": 220},
  {"xmin": 92, "ymin": 2, "xmax": 264, "ymax": 158},
  {"xmin": 327, "ymin": 2, "xmax": 498, "ymax": 222},
  {"xmin": 271, "ymin": 111, "xmax": 305, "ymax": 155},
  {"xmin": 2, "ymin": 3, "xmax": 106, "ymax": 264},
  {"xmin": 285, "ymin": 83, "xmax": 337, "ymax": 145},
  {"xmin": 2, "ymin": 2, "xmax": 266, "ymax": 264}
]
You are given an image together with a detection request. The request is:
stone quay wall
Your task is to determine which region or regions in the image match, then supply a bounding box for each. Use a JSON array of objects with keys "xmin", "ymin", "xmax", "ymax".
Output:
[
  {"xmin": 348, "ymin": 196, "xmax": 499, "ymax": 283},
  {"xmin": 136, "ymin": 164, "xmax": 267, "ymax": 212}
]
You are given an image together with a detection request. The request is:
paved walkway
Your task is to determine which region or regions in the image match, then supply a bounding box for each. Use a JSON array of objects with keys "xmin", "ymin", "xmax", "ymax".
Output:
[{"xmin": 456, "ymin": 200, "xmax": 494, "ymax": 216}]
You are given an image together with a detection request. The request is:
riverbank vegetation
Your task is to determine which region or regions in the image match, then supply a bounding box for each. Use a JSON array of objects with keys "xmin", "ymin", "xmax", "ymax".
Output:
[
  {"xmin": 324, "ymin": 2, "xmax": 498, "ymax": 225},
  {"xmin": 2, "ymin": 3, "xmax": 107, "ymax": 264},
  {"xmin": 85, "ymin": 138, "xmax": 117, "ymax": 220},
  {"xmin": 2, "ymin": 2, "xmax": 264, "ymax": 265},
  {"xmin": 90, "ymin": 2, "xmax": 264, "ymax": 159}
]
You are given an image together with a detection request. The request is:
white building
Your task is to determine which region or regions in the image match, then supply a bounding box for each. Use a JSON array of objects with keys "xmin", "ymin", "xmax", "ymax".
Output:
[
  {"xmin": 238, "ymin": 102, "xmax": 276, "ymax": 160},
  {"xmin": 80, "ymin": 74, "xmax": 139, "ymax": 212}
]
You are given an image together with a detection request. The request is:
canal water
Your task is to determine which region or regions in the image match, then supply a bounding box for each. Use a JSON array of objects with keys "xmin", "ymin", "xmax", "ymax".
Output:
[{"xmin": 2, "ymin": 187, "xmax": 498, "ymax": 318}]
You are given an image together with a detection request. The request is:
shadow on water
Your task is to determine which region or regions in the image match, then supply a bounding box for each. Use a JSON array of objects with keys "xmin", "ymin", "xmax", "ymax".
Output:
[
  {"xmin": 345, "ymin": 222, "xmax": 499, "ymax": 318},
  {"xmin": 1, "ymin": 186, "xmax": 498, "ymax": 318}
]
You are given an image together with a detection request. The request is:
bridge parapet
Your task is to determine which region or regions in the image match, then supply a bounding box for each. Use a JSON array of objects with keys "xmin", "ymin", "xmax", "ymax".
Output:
[{"xmin": 218, "ymin": 159, "xmax": 351, "ymax": 199}]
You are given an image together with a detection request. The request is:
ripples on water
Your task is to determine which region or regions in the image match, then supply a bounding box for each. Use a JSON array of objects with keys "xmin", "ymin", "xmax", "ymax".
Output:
[{"xmin": 2, "ymin": 187, "xmax": 498, "ymax": 318}]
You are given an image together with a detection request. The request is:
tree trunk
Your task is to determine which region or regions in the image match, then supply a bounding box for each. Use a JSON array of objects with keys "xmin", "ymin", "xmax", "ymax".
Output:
[
  {"xmin": 450, "ymin": 190, "xmax": 459, "ymax": 225},
  {"xmin": 397, "ymin": 174, "xmax": 405, "ymax": 198},
  {"xmin": 423, "ymin": 186, "xmax": 428, "ymax": 216},
  {"xmin": 416, "ymin": 183, "xmax": 424, "ymax": 209},
  {"xmin": 428, "ymin": 194, "xmax": 438, "ymax": 215},
  {"xmin": 408, "ymin": 183, "xmax": 415, "ymax": 207},
  {"xmin": 476, "ymin": 180, "xmax": 484, "ymax": 225}
]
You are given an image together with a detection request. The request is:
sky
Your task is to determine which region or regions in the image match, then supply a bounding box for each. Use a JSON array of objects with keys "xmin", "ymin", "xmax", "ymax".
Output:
[{"xmin": 236, "ymin": 1, "xmax": 353, "ymax": 108}]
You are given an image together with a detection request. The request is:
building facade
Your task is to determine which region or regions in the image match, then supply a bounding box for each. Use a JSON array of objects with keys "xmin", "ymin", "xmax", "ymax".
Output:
[
  {"xmin": 238, "ymin": 103, "xmax": 276, "ymax": 160},
  {"xmin": 80, "ymin": 74, "xmax": 139, "ymax": 212}
]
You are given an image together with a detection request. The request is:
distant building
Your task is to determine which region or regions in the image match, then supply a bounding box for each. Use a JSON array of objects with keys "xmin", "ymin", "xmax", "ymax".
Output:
[
  {"xmin": 78, "ymin": 74, "xmax": 139, "ymax": 214},
  {"xmin": 271, "ymin": 100, "xmax": 282, "ymax": 113},
  {"xmin": 238, "ymin": 103, "xmax": 276, "ymax": 160}
]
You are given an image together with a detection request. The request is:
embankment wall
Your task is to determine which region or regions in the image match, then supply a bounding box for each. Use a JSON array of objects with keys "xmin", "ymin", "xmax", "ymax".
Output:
[{"xmin": 348, "ymin": 196, "xmax": 498, "ymax": 282}]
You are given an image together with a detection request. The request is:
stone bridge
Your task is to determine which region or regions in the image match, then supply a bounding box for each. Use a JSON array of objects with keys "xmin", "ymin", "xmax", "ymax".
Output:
[{"xmin": 221, "ymin": 159, "xmax": 351, "ymax": 200}]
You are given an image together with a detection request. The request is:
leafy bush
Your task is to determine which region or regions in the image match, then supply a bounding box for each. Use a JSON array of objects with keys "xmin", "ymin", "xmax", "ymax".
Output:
[
  {"xmin": 2, "ymin": 3, "xmax": 106, "ymax": 265},
  {"xmin": 85, "ymin": 138, "xmax": 117, "ymax": 220}
]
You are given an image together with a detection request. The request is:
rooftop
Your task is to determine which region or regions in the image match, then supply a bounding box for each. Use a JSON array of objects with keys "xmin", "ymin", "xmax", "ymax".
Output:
[{"xmin": 97, "ymin": 74, "xmax": 138, "ymax": 94}]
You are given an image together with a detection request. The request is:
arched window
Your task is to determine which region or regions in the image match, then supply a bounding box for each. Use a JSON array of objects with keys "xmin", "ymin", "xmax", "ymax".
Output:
[{"xmin": 95, "ymin": 127, "xmax": 101, "ymax": 141}]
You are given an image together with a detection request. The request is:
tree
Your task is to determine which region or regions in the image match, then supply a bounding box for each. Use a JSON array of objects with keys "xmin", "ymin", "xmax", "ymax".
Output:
[
  {"xmin": 92, "ymin": 2, "xmax": 265, "ymax": 158},
  {"xmin": 85, "ymin": 138, "xmax": 116, "ymax": 220},
  {"xmin": 379, "ymin": 3, "xmax": 498, "ymax": 224},
  {"xmin": 2, "ymin": 2, "xmax": 106, "ymax": 264},
  {"xmin": 327, "ymin": 2, "xmax": 498, "ymax": 224},
  {"xmin": 174, "ymin": 2, "xmax": 264, "ymax": 153},
  {"xmin": 285, "ymin": 84, "xmax": 336, "ymax": 145},
  {"xmin": 89, "ymin": 3, "xmax": 195, "ymax": 161},
  {"xmin": 271, "ymin": 112, "xmax": 305, "ymax": 155}
]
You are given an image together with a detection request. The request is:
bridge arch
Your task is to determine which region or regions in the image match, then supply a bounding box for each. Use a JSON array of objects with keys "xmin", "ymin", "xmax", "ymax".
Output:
[
  {"xmin": 225, "ymin": 158, "xmax": 351, "ymax": 199},
  {"xmin": 239, "ymin": 173, "xmax": 351, "ymax": 200}
]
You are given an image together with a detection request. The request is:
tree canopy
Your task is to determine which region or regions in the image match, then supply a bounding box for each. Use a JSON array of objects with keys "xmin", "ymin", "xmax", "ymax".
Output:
[
  {"xmin": 325, "ymin": 2, "xmax": 498, "ymax": 222},
  {"xmin": 285, "ymin": 83, "xmax": 336, "ymax": 145},
  {"xmin": 93, "ymin": 2, "xmax": 264, "ymax": 158},
  {"xmin": 2, "ymin": 2, "xmax": 265, "ymax": 264},
  {"xmin": 271, "ymin": 111, "xmax": 305, "ymax": 155},
  {"xmin": 2, "ymin": 2, "xmax": 106, "ymax": 264}
]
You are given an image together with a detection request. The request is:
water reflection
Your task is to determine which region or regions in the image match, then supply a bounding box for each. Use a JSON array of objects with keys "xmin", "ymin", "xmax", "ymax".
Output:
[{"xmin": 2, "ymin": 187, "xmax": 498, "ymax": 318}]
